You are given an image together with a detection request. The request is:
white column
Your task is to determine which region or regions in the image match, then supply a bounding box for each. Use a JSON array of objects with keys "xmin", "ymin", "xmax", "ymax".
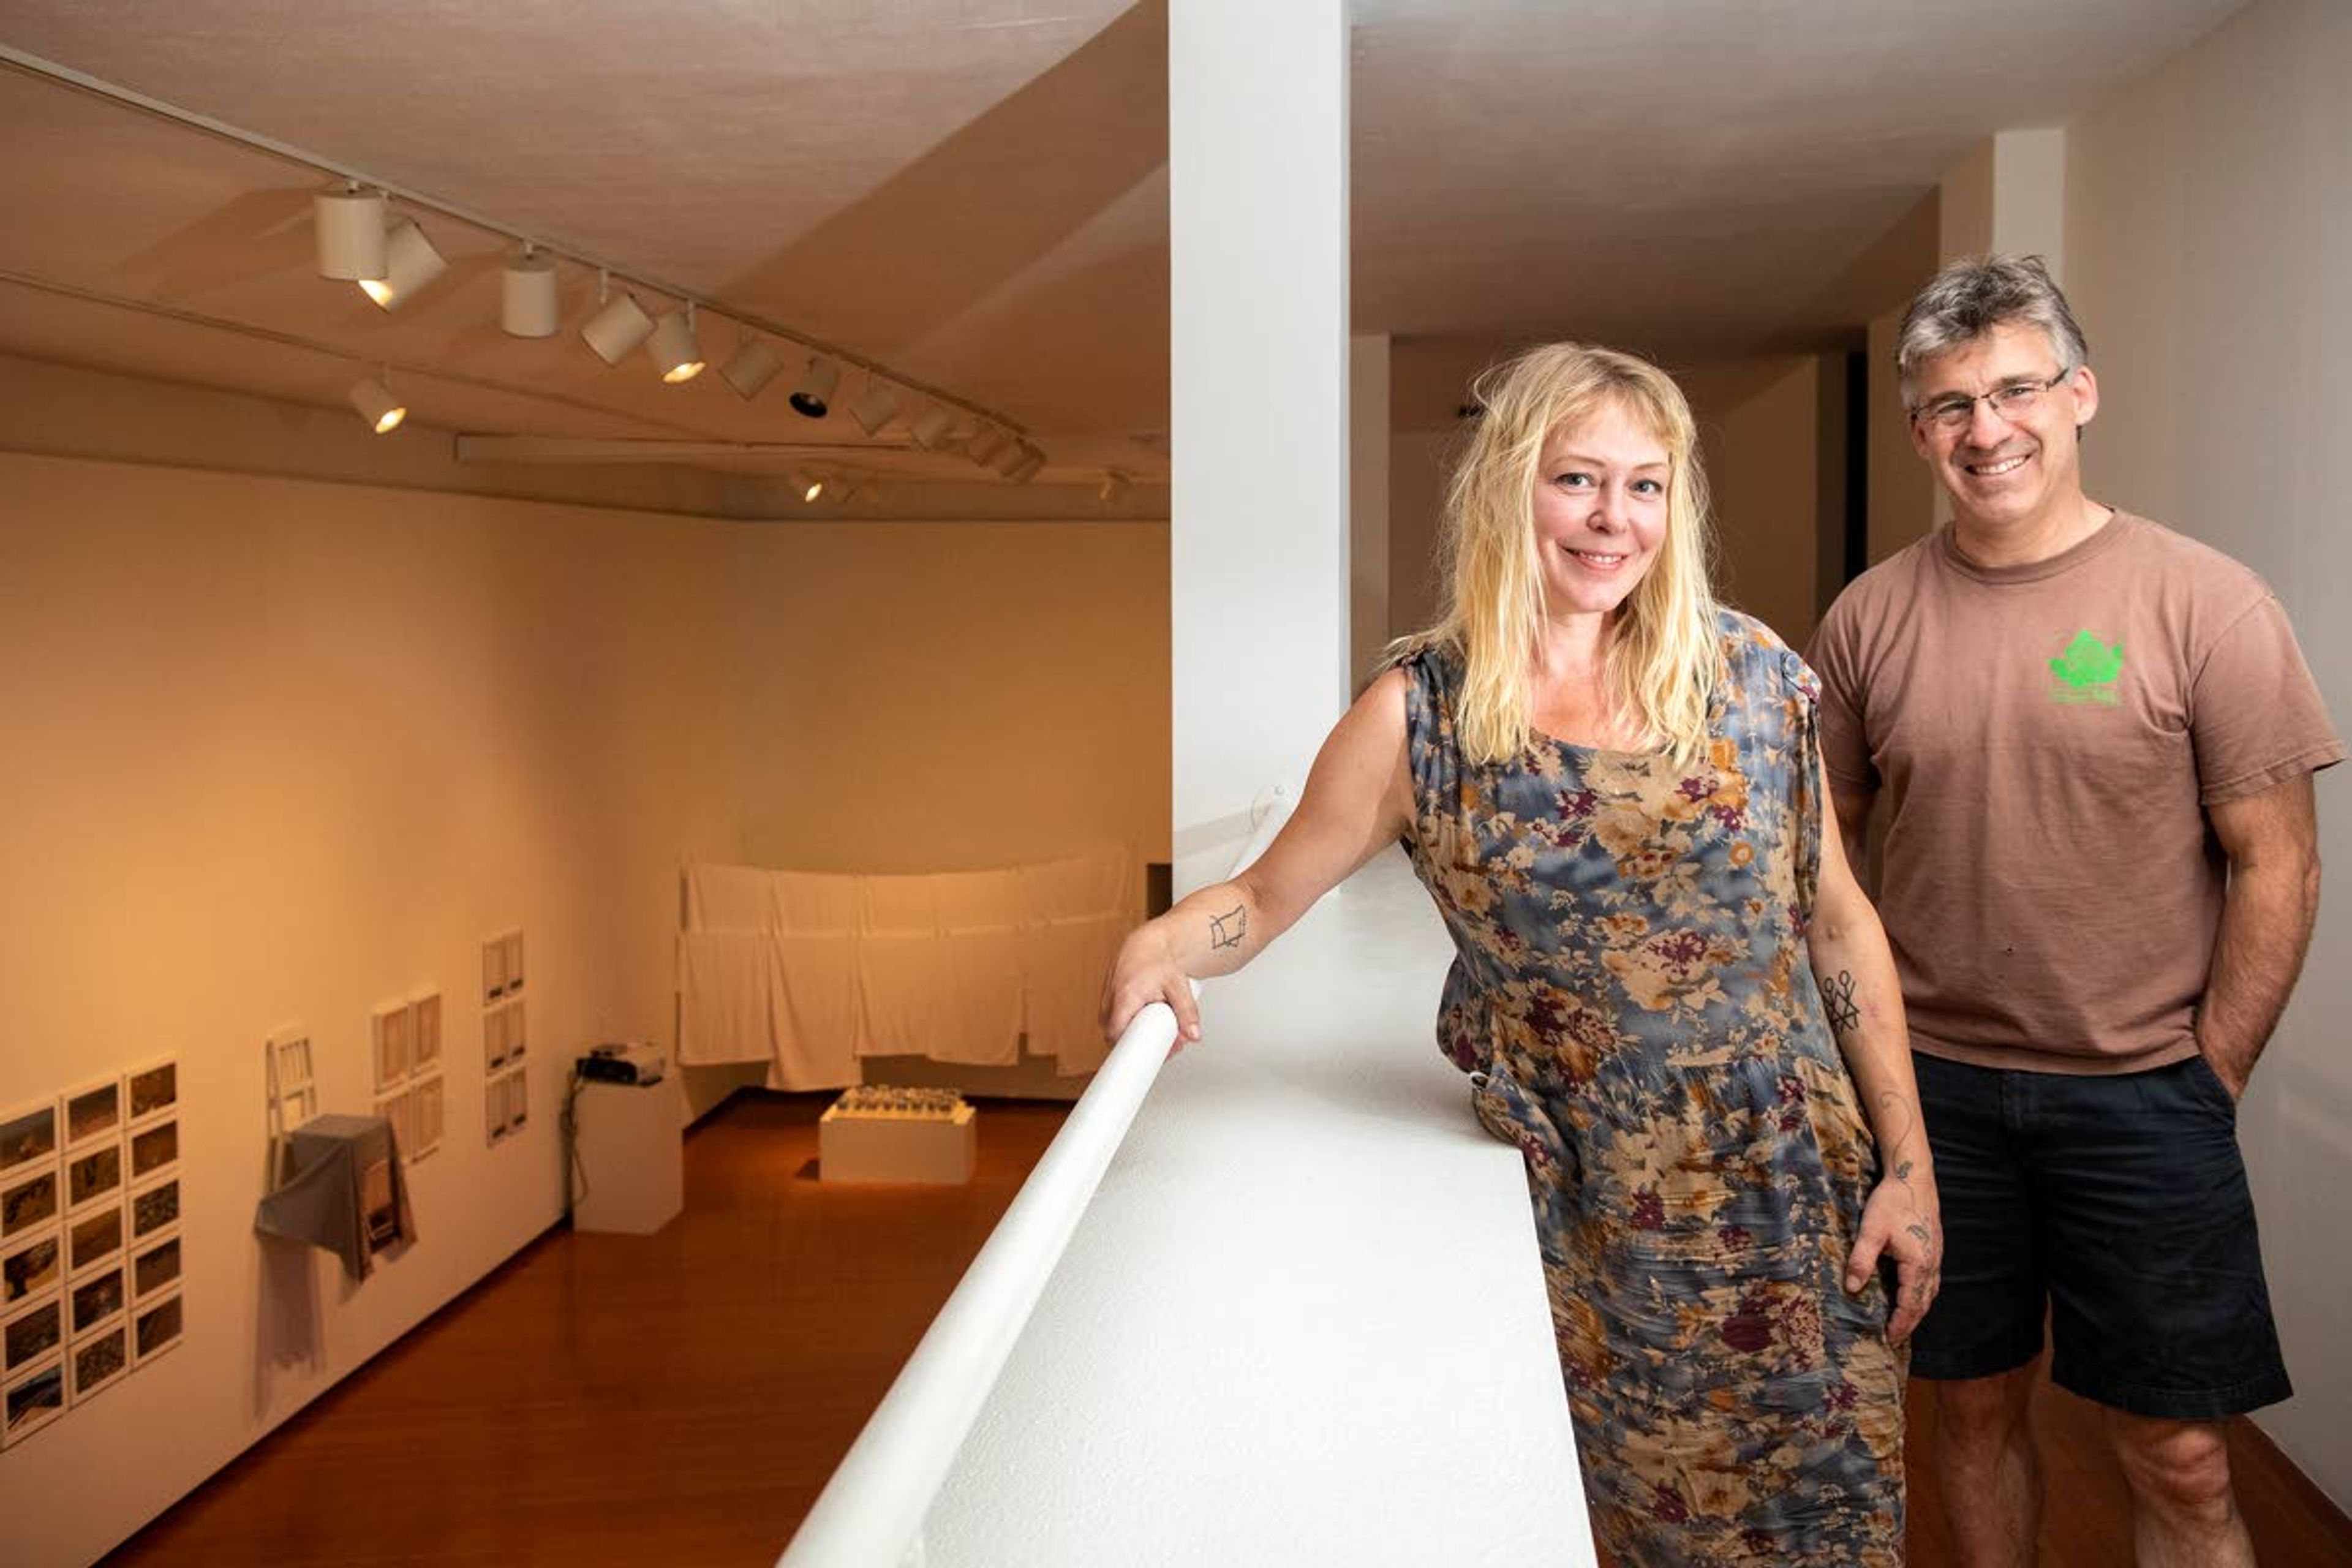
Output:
[
  {"xmin": 1169, "ymin": 0, "xmax": 1350, "ymax": 894},
  {"xmin": 1349, "ymin": 333, "xmax": 1393, "ymax": 688}
]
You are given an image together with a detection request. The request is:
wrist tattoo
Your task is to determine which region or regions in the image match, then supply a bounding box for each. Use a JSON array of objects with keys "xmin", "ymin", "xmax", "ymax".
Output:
[
  {"xmin": 1822, "ymin": 970, "xmax": 1861, "ymax": 1035},
  {"xmin": 1208, "ymin": 905, "xmax": 1247, "ymax": 951}
]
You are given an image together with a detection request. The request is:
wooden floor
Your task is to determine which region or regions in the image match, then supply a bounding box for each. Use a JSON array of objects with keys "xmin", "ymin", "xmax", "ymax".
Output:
[{"xmin": 102, "ymin": 1091, "xmax": 2351, "ymax": 1567}]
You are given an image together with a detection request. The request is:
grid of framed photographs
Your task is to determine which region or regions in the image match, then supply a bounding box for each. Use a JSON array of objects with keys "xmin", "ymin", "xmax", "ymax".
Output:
[
  {"xmin": 483, "ymin": 930, "xmax": 528, "ymax": 1147},
  {"xmin": 371, "ymin": 990, "xmax": 446, "ymax": 1164},
  {"xmin": 2, "ymin": 1058, "xmax": 184, "ymax": 1449}
]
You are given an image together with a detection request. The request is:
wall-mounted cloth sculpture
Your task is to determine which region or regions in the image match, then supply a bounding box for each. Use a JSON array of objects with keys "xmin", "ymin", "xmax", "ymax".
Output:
[
  {"xmin": 677, "ymin": 850, "xmax": 1136, "ymax": 1087},
  {"xmin": 253, "ymin": 1115, "xmax": 415, "ymax": 1281}
]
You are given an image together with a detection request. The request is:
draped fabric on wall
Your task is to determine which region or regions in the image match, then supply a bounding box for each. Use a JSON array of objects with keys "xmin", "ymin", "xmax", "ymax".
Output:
[{"xmin": 677, "ymin": 851, "xmax": 1137, "ymax": 1086}]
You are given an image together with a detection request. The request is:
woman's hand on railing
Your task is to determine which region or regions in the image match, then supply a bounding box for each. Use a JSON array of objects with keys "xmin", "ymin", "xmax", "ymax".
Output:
[{"xmin": 1100, "ymin": 921, "xmax": 1202, "ymax": 1048}]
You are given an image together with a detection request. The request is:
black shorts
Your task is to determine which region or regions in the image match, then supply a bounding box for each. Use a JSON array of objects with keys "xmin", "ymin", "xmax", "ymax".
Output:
[{"xmin": 1909, "ymin": 1051, "xmax": 2291, "ymax": 1420}]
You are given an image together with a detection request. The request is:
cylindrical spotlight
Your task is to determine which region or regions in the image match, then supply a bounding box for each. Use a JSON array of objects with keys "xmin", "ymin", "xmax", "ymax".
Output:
[
  {"xmin": 789, "ymin": 357, "xmax": 839, "ymax": 418},
  {"xmin": 848, "ymin": 380, "xmax": 899, "ymax": 435},
  {"xmin": 315, "ymin": 186, "xmax": 387, "ymax": 281},
  {"xmin": 786, "ymin": 469, "xmax": 826, "ymax": 503},
  {"xmin": 908, "ymin": 404, "xmax": 956, "ymax": 450},
  {"xmin": 988, "ymin": 435, "xmax": 1031, "ymax": 477},
  {"xmin": 581, "ymin": 291, "xmax": 655, "ymax": 364},
  {"xmin": 720, "ymin": 338, "xmax": 781, "ymax": 399},
  {"xmin": 646, "ymin": 309, "xmax": 705, "ymax": 383},
  {"xmin": 349, "ymin": 375, "xmax": 407, "ymax": 434},
  {"xmin": 358, "ymin": 219, "xmax": 447, "ymax": 309},
  {"xmin": 1007, "ymin": 445, "xmax": 1047, "ymax": 483},
  {"xmin": 964, "ymin": 425, "xmax": 1011, "ymax": 466},
  {"xmin": 501, "ymin": 250, "xmax": 559, "ymax": 337}
]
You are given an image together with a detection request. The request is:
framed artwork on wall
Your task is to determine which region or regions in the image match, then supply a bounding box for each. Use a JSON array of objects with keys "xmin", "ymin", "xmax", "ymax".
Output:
[
  {"xmin": 67, "ymin": 1205, "xmax": 123, "ymax": 1278},
  {"xmin": 68, "ymin": 1321, "xmax": 127, "ymax": 1405},
  {"xmin": 65, "ymin": 1144, "xmax": 122, "ymax": 1214},
  {"xmin": 2, "ymin": 1359, "xmax": 66, "ymax": 1447},
  {"xmin": 68, "ymin": 1265, "xmax": 124, "ymax": 1334},
  {"xmin": 131, "ymin": 1235, "xmax": 180, "ymax": 1302},
  {"xmin": 130, "ymin": 1175, "xmax": 179, "ymax": 1241},
  {"xmin": 1, "ymin": 1295, "xmax": 61, "ymax": 1376},
  {"xmin": 412, "ymin": 992, "xmax": 443, "ymax": 1070},
  {"xmin": 1, "ymin": 1232, "xmax": 60, "ymax": 1306},
  {"xmin": 129, "ymin": 1120, "xmax": 178, "ymax": 1181},
  {"xmin": 410, "ymin": 1075, "xmax": 445, "ymax": 1159},
  {"xmin": 61, "ymin": 1079, "xmax": 122, "ymax": 1150},
  {"xmin": 372, "ymin": 1004, "xmax": 413, "ymax": 1093},
  {"xmin": 124, "ymin": 1061, "xmax": 177, "ymax": 1128},
  {"xmin": 132, "ymin": 1291, "xmax": 181, "ymax": 1366},
  {"xmin": 0, "ymin": 1102, "xmax": 58, "ymax": 1180},
  {"xmin": 1, "ymin": 1169, "xmax": 59, "ymax": 1241}
]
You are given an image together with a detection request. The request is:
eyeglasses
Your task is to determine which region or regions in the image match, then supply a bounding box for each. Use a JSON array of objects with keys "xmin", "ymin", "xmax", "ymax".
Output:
[{"xmin": 1909, "ymin": 369, "xmax": 2075, "ymax": 433}]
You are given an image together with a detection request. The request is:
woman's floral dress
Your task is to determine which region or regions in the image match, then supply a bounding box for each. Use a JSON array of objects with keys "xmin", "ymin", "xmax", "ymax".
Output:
[{"xmin": 1400, "ymin": 611, "xmax": 1903, "ymax": 1566}]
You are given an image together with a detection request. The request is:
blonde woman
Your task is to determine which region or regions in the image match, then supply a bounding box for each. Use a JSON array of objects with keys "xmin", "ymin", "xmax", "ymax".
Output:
[{"xmin": 1104, "ymin": 344, "xmax": 1940, "ymax": 1564}]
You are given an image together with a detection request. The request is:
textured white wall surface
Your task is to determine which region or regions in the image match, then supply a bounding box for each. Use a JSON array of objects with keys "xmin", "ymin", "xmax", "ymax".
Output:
[{"xmin": 925, "ymin": 850, "xmax": 1591, "ymax": 1566}]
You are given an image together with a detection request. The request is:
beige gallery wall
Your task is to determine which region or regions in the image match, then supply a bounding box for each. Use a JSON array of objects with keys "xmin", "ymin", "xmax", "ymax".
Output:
[{"xmin": 2060, "ymin": 0, "xmax": 2351, "ymax": 1507}]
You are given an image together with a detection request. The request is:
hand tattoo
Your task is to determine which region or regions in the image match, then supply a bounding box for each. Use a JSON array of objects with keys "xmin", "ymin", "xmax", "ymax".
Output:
[
  {"xmin": 1208, "ymin": 905, "xmax": 1247, "ymax": 951},
  {"xmin": 1822, "ymin": 970, "xmax": 1861, "ymax": 1035}
]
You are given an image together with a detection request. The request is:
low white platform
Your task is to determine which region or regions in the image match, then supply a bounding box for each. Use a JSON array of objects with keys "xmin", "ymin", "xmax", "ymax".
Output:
[
  {"xmin": 923, "ymin": 848, "xmax": 1593, "ymax": 1566},
  {"xmin": 820, "ymin": 1102, "xmax": 977, "ymax": 1185}
]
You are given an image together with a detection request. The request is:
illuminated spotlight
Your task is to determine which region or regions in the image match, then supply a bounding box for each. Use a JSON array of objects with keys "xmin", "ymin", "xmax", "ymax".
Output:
[
  {"xmin": 581, "ymin": 275, "xmax": 656, "ymax": 364},
  {"xmin": 964, "ymin": 424, "xmax": 1011, "ymax": 466},
  {"xmin": 786, "ymin": 469, "xmax": 826, "ymax": 503},
  {"xmin": 314, "ymin": 184, "xmax": 386, "ymax": 281},
  {"xmin": 501, "ymin": 246, "xmax": 559, "ymax": 337},
  {"xmin": 847, "ymin": 379, "xmax": 899, "ymax": 435},
  {"xmin": 349, "ymin": 371, "xmax": 406, "ymax": 434},
  {"xmin": 646, "ymin": 305, "xmax": 705, "ymax": 383},
  {"xmin": 358, "ymin": 219, "xmax": 447, "ymax": 309},
  {"xmin": 908, "ymin": 404, "xmax": 956, "ymax": 450},
  {"xmin": 720, "ymin": 337, "xmax": 781, "ymax": 399},
  {"xmin": 1098, "ymin": 470, "xmax": 1130, "ymax": 504},
  {"xmin": 789, "ymin": 356, "xmax": 839, "ymax": 418}
]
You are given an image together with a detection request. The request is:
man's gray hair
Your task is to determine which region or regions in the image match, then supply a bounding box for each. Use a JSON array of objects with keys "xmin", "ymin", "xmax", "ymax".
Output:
[{"xmin": 1896, "ymin": 254, "xmax": 2090, "ymax": 402}]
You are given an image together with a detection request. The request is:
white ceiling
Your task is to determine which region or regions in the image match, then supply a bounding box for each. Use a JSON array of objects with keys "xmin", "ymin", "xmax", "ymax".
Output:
[{"xmin": 0, "ymin": 0, "xmax": 2246, "ymax": 487}]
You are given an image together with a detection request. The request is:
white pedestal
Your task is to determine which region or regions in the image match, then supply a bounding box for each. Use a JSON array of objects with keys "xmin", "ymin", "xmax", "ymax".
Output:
[
  {"xmin": 820, "ymin": 1103, "xmax": 976, "ymax": 1185},
  {"xmin": 570, "ymin": 1075, "xmax": 685, "ymax": 1234}
]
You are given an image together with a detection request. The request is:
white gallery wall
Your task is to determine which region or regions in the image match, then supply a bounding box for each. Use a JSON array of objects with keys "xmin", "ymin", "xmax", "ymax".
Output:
[{"xmin": 2061, "ymin": 0, "xmax": 2351, "ymax": 1507}]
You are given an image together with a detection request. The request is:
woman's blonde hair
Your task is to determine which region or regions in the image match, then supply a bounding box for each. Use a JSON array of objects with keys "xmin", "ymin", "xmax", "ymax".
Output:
[{"xmin": 1392, "ymin": 342, "xmax": 1721, "ymax": 765}]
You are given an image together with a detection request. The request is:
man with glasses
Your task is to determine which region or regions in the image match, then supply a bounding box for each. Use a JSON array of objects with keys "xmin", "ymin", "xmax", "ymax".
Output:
[{"xmin": 1808, "ymin": 254, "xmax": 2339, "ymax": 1566}]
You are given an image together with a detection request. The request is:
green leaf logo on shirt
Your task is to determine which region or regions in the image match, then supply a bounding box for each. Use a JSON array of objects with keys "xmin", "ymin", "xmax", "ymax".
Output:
[{"xmin": 2050, "ymin": 631, "xmax": 2124, "ymax": 705}]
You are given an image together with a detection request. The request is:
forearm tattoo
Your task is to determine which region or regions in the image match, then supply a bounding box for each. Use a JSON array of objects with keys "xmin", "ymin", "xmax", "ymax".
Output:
[
  {"xmin": 1208, "ymin": 905, "xmax": 1247, "ymax": 951},
  {"xmin": 1822, "ymin": 970, "xmax": 1861, "ymax": 1036}
]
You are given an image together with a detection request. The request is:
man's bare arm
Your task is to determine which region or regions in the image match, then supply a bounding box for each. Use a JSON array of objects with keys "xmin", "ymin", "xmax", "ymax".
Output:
[{"xmin": 2198, "ymin": 774, "xmax": 2323, "ymax": 1096}]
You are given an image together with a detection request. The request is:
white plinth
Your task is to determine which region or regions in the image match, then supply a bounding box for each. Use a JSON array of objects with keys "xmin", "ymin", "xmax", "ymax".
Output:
[
  {"xmin": 570, "ymin": 1074, "xmax": 685, "ymax": 1234},
  {"xmin": 820, "ymin": 1103, "xmax": 976, "ymax": 1185}
]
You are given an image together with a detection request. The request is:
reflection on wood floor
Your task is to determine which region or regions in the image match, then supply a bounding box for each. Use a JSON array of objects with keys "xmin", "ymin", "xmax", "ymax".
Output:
[{"xmin": 102, "ymin": 1091, "xmax": 2351, "ymax": 1567}]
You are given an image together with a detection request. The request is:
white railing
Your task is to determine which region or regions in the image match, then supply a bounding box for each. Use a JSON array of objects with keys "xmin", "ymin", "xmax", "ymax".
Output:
[{"xmin": 775, "ymin": 792, "xmax": 1292, "ymax": 1568}]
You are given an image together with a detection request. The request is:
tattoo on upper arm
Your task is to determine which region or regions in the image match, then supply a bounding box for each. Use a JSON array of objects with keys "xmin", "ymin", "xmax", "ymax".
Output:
[
  {"xmin": 1209, "ymin": 905, "xmax": 1247, "ymax": 951},
  {"xmin": 1822, "ymin": 970, "xmax": 1861, "ymax": 1035}
]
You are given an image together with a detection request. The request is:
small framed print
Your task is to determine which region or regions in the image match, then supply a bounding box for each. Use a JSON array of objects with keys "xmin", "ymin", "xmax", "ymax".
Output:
[
  {"xmin": 130, "ymin": 1175, "xmax": 180, "ymax": 1240},
  {"xmin": 507, "ymin": 1069, "xmax": 529, "ymax": 1134},
  {"xmin": 2, "ymin": 1360, "xmax": 66, "ymax": 1447},
  {"xmin": 1, "ymin": 1169, "xmax": 58, "ymax": 1240},
  {"xmin": 62, "ymin": 1079, "xmax": 123, "ymax": 1150},
  {"xmin": 412, "ymin": 992, "xmax": 443, "ymax": 1070},
  {"xmin": 69, "ymin": 1322, "xmax": 127, "ymax": 1405},
  {"xmin": 484, "ymin": 1080, "xmax": 504, "ymax": 1146},
  {"xmin": 503, "ymin": 930, "xmax": 526, "ymax": 995},
  {"xmin": 505, "ymin": 999, "xmax": 526, "ymax": 1060},
  {"xmin": 1, "ymin": 1233, "xmax": 60, "ymax": 1305},
  {"xmin": 482, "ymin": 933, "xmax": 507, "ymax": 1004},
  {"xmin": 67, "ymin": 1205, "xmax": 123, "ymax": 1276},
  {"xmin": 0, "ymin": 1102, "xmax": 58, "ymax": 1180},
  {"xmin": 125, "ymin": 1061, "xmax": 178, "ymax": 1126},
  {"xmin": 130, "ymin": 1120, "xmax": 178, "ymax": 1180},
  {"xmin": 68, "ymin": 1265, "xmax": 124, "ymax": 1333},
  {"xmin": 132, "ymin": 1291, "xmax": 182, "ymax": 1365},
  {"xmin": 410, "ymin": 1075, "xmax": 445, "ymax": 1159},
  {"xmin": 132, "ymin": 1235, "xmax": 180, "ymax": 1301},
  {"xmin": 373, "ymin": 1003, "xmax": 413, "ymax": 1091},
  {"xmin": 2, "ymin": 1295, "xmax": 61, "ymax": 1374},
  {"xmin": 65, "ymin": 1144, "xmax": 123, "ymax": 1213}
]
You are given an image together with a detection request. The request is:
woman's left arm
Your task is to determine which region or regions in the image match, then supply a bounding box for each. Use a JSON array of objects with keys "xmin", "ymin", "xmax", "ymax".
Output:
[{"xmin": 1806, "ymin": 750, "xmax": 1942, "ymax": 1344}]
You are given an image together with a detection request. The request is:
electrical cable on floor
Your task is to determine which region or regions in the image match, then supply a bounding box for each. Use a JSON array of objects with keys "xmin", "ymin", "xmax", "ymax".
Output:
[{"xmin": 560, "ymin": 1066, "xmax": 589, "ymax": 1214}]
